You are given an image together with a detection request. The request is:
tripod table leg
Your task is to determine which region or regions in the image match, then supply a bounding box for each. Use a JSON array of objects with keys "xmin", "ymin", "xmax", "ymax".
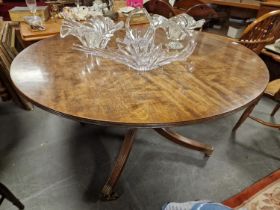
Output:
[
  {"xmin": 0, "ymin": 183, "xmax": 24, "ymax": 209},
  {"xmin": 101, "ymin": 128, "xmax": 137, "ymax": 200},
  {"xmin": 154, "ymin": 128, "xmax": 214, "ymax": 157}
]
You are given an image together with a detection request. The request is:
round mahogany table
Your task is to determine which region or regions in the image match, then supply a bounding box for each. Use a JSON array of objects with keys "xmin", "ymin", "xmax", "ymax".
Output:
[{"xmin": 10, "ymin": 32, "xmax": 269, "ymax": 200}]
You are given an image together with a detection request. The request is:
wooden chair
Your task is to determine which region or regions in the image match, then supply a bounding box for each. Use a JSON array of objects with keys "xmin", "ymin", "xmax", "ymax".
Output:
[
  {"xmin": 144, "ymin": 0, "xmax": 176, "ymax": 18},
  {"xmin": 0, "ymin": 183, "xmax": 24, "ymax": 209},
  {"xmin": 185, "ymin": 3, "xmax": 218, "ymax": 21},
  {"xmin": 232, "ymin": 11, "xmax": 280, "ymax": 130},
  {"xmin": 233, "ymin": 79, "xmax": 280, "ymax": 130},
  {"xmin": 237, "ymin": 10, "xmax": 280, "ymax": 54},
  {"xmin": 174, "ymin": 0, "xmax": 218, "ymax": 19},
  {"xmin": 174, "ymin": 0, "xmax": 205, "ymax": 10}
]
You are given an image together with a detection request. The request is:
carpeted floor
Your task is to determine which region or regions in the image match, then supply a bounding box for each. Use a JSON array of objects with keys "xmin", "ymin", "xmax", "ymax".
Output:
[
  {"xmin": 223, "ymin": 169, "xmax": 280, "ymax": 210},
  {"xmin": 0, "ymin": 97, "xmax": 279, "ymax": 210}
]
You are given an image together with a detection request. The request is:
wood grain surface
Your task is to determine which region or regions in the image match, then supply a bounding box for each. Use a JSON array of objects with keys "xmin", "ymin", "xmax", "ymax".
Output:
[
  {"xmin": 203, "ymin": 0, "xmax": 260, "ymax": 9},
  {"xmin": 10, "ymin": 32, "xmax": 269, "ymax": 127}
]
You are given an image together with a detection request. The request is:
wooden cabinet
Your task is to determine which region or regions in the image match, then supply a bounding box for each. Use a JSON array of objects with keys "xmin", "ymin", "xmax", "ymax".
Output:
[{"xmin": 258, "ymin": 1, "xmax": 280, "ymax": 17}]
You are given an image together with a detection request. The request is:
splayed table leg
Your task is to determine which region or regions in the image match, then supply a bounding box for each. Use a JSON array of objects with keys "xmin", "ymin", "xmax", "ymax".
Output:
[
  {"xmin": 232, "ymin": 98, "xmax": 260, "ymax": 131},
  {"xmin": 154, "ymin": 128, "xmax": 214, "ymax": 157},
  {"xmin": 101, "ymin": 128, "xmax": 137, "ymax": 200}
]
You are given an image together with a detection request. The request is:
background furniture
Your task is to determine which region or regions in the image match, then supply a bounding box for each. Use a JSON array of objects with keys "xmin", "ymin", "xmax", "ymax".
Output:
[
  {"xmin": 144, "ymin": 0, "xmax": 176, "ymax": 18},
  {"xmin": 19, "ymin": 1, "xmax": 128, "ymax": 41},
  {"xmin": 20, "ymin": 18, "xmax": 62, "ymax": 41},
  {"xmin": 174, "ymin": 0, "xmax": 229, "ymax": 30},
  {"xmin": 185, "ymin": 3, "xmax": 218, "ymax": 19},
  {"xmin": 237, "ymin": 10, "xmax": 280, "ymax": 54},
  {"xmin": 204, "ymin": 0, "xmax": 260, "ymax": 10},
  {"xmin": 261, "ymin": 48, "xmax": 280, "ymax": 80},
  {"xmin": 203, "ymin": 0, "xmax": 260, "ymax": 21},
  {"xmin": 258, "ymin": 1, "xmax": 280, "ymax": 17},
  {"xmin": 184, "ymin": 3, "xmax": 221, "ymax": 27},
  {"xmin": 0, "ymin": 21, "xmax": 32, "ymax": 109},
  {"xmin": 10, "ymin": 32, "xmax": 269, "ymax": 199},
  {"xmin": 0, "ymin": 0, "xmax": 46, "ymax": 20},
  {"xmin": 0, "ymin": 183, "xmax": 24, "ymax": 209},
  {"xmin": 232, "ymin": 11, "xmax": 280, "ymax": 130},
  {"xmin": 233, "ymin": 79, "xmax": 280, "ymax": 130},
  {"xmin": 174, "ymin": 0, "xmax": 219, "ymax": 19},
  {"xmin": 144, "ymin": 0, "xmax": 221, "ymax": 28},
  {"xmin": 265, "ymin": 79, "xmax": 280, "ymax": 117},
  {"xmin": 174, "ymin": 0, "xmax": 206, "ymax": 10}
]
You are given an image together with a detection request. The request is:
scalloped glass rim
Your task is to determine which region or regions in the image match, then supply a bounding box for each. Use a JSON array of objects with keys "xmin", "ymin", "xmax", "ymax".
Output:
[
  {"xmin": 74, "ymin": 30, "xmax": 197, "ymax": 71},
  {"xmin": 60, "ymin": 16, "xmax": 124, "ymax": 49}
]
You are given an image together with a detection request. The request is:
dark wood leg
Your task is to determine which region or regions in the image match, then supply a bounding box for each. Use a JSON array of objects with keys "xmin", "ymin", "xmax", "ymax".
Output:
[
  {"xmin": 0, "ymin": 183, "xmax": 24, "ymax": 209},
  {"xmin": 154, "ymin": 128, "xmax": 214, "ymax": 157},
  {"xmin": 0, "ymin": 195, "xmax": 4, "ymax": 205},
  {"xmin": 271, "ymin": 103, "xmax": 280, "ymax": 116},
  {"xmin": 232, "ymin": 99, "xmax": 260, "ymax": 131},
  {"xmin": 101, "ymin": 128, "xmax": 137, "ymax": 201}
]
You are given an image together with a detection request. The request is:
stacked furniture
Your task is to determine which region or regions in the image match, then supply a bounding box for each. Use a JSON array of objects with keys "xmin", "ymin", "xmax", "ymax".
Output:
[
  {"xmin": 0, "ymin": 20, "xmax": 32, "ymax": 110},
  {"xmin": 0, "ymin": 0, "xmax": 46, "ymax": 20}
]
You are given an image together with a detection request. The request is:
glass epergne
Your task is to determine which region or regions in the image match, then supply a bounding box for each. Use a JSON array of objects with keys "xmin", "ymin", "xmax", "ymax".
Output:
[{"xmin": 61, "ymin": 8, "xmax": 203, "ymax": 72}]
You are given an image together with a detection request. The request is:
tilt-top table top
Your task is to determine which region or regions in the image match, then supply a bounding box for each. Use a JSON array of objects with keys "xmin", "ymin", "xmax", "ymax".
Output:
[{"xmin": 10, "ymin": 32, "xmax": 269, "ymax": 127}]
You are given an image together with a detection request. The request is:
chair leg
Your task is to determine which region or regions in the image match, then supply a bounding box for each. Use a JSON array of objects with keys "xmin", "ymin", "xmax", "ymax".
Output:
[
  {"xmin": 232, "ymin": 99, "xmax": 259, "ymax": 131},
  {"xmin": 249, "ymin": 116, "xmax": 280, "ymax": 129},
  {"xmin": 271, "ymin": 103, "xmax": 280, "ymax": 116},
  {"xmin": 0, "ymin": 183, "xmax": 24, "ymax": 209}
]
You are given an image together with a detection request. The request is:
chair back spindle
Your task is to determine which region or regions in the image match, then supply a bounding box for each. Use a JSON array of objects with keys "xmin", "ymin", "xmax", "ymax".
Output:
[{"xmin": 239, "ymin": 10, "xmax": 280, "ymax": 54}]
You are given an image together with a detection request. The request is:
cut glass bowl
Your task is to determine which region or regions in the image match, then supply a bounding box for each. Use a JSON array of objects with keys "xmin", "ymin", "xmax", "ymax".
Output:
[{"xmin": 60, "ymin": 16, "xmax": 124, "ymax": 49}]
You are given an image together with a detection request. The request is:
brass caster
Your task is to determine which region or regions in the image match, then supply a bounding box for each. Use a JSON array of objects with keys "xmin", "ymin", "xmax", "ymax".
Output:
[
  {"xmin": 204, "ymin": 146, "xmax": 214, "ymax": 157},
  {"xmin": 100, "ymin": 191, "xmax": 119, "ymax": 201}
]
